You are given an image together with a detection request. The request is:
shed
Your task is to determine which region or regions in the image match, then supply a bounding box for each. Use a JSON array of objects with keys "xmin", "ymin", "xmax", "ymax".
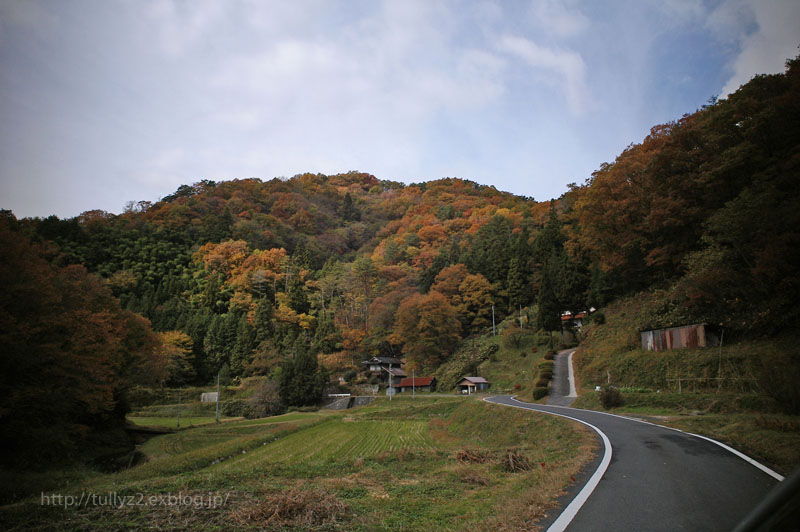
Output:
[
  {"xmin": 200, "ymin": 392, "xmax": 218, "ymax": 403},
  {"xmin": 640, "ymin": 323, "xmax": 721, "ymax": 352},
  {"xmin": 457, "ymin": 377, "xmax": 490, "ymax": 394},
  {"xmin": 397, "ymin": 376, "xmax": 437, "ymax": 393}
]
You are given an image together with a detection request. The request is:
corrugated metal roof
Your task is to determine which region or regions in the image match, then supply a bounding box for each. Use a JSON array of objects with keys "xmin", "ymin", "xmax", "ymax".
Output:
[
  {"xmin": 398, "ymin": 376, "xmax": 435, "ymax": 387},
  {"xmin": 460, "ymin": 376, "xmax": 488, "ymax": 384}
]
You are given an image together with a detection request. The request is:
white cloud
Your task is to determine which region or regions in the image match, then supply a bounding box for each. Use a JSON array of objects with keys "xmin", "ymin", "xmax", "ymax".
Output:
[
  {"xmin": 713, "ymin": 0, "xmax": 800, "ymax": 95},
  {"xmin": 528, "ymin": 0, "xmax": 589, "ymax": 38},
  {"xmin": 498, "ymin": 35, "xmax": 590, "ymax": 115},
  {"xmin": 145, "ymin": 0, "xmax": 226, "ymax": 57}
]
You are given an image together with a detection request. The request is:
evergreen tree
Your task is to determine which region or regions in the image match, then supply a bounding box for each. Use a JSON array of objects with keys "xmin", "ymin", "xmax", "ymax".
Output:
[
  {"xmin": 279, "ymin": 341, "xmax": 329, "ymax": 407},
  {"xmin": 253, "ymin": 297, "xmax": 275, "ymax": 343},
  {"xmin": 287, "ymin": 275, "xmax": 310, "ymax": 314},
  {"xmin": 231, "ymin": 314, "xmax": 255, "ymax": 377},
  {"xmin": 341, "ymin": 192, "xmax": 361, "ymax": 222},
  {"xmin": 536, "ymin": 255, "xmax": 562, "ymax": 335}
]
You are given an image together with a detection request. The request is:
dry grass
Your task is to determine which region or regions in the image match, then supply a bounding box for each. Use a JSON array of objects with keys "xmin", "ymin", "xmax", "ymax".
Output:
[{"xmin": 229, "ymin": 488, "xmax": 348, "ymax": 529}]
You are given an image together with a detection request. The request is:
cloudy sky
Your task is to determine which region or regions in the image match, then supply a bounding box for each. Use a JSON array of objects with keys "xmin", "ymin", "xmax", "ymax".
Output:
[{"xmin": 1, "ymin": 0, "xmax": 798, "ymax": 219}]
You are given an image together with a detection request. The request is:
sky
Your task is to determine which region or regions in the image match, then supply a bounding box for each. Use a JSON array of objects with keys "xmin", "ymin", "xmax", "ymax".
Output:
[{"xmin": 1, "ymin": 0, "xmax": 798, "ymax": 219}]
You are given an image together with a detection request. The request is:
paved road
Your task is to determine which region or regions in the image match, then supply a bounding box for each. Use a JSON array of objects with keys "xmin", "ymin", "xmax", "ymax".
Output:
[
  {"xmin": 486, "ymin": 358, "xmax": 783, "ymax": 531},
  {"xmin": 547, "ymin": 349, "xmax": 577, "ymax": 407}
]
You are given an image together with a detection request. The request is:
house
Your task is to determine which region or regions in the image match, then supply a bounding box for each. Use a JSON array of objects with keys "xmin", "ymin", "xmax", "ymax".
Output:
[
  {"xmin": 361, "ymin": 356, "xmax": 403, "ymax": 374},
  {"xmin": 561, "ymin": 311, "xmax": 588, "ymax": 329},
  {"xmin": 397, "ymin": 376, "xmax": 437, "ymax": 393},
  {"xmin": 361, "ymin": 356, "xmax": 405, "ymax": 385},
  {"xmin": 640, "ymin": 323, "xmax": 721, "ymax": 352},
  {"xmin": 457, "ymin": 377, "xmax": 490, "ymax": 394}
]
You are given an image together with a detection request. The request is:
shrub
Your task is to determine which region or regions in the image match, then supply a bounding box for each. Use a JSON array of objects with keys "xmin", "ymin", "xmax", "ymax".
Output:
[
  {"xmin": 533, "ymin": 387, "xmax": 549, "ymax": 400},
  {"xmin": 247, "ymin": 379, "xmax": 286, "ymax": 419},
  {"xmin": 544, "ymin": 352, "xmax": 555, "ymax": 360},
  {"xmin": 534, "ymin": 379, "xmax": 549, "ymax": 388},
  {"xmin": 591, "ymin": 312, "xmax": 606, "ymax": 325},
  {"xmin": 513, "ymin": 384, "xmax": 522, "ymax": 391},
  {"xmin": 221, "ymin": 398, "xmax": 252, "ymax": 417},
  {"xmin": 531, "ymin": 346, "xmax": 538, "ymax": 353},
  {"xmin": 538, "ymin": 360, "xmax": 554, "ymax": 370},
  {"xmin": 539, "ymin": 371, "xmax": 553, "ymax": 381},
  {"xmin": 598, "ymin": 385, "xmax": 624, "ymax": 409}
]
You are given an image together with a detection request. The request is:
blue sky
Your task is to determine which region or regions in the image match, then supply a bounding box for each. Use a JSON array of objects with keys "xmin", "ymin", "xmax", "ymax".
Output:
[{"xmin": 1, "ymin": 0, "xmax": 798, "ymax": 219}]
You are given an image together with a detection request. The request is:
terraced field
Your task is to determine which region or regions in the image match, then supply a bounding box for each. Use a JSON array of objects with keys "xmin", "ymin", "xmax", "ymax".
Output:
[
  {"xmin": 4, "ymin": 397, "xmax": 597, "ymax": 532},
  {"xmin": 239, "ymin": 419, "xmax": 437, "ymax": 466}
]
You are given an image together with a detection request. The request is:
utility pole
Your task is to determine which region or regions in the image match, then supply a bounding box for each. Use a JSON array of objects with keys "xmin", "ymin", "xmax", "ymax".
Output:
[
  {"xmin": 519, "ymin": 305, "xmax": 523, "ymax": 328},
  {"xmin": 492, "ymin": 305, "xmax": 496, "ymax": 336},
  {"xmin": 412, "ymin": 369, "xmax": 415, "ymax": 399},
  {"xmin": 388, "ymin": 363, "xmax": 392, "ymax": 401},
  {"xmin": 215, "ymin": 372, "xmax": 220, "ymax": 422}
]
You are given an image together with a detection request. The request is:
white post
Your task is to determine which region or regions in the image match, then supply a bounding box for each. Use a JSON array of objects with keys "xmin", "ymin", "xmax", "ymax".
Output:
[
  {"xmin": 519, "ymin": 305, "xmax": 523, "ymax": 328},
  {"xmin": 215, "ymin": 373, "xmax": 220, "ymax": 422}
]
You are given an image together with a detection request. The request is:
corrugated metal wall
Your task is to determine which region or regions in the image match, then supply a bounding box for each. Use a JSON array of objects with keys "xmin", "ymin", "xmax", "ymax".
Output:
[{"xmin": 641, "ymin": 324, "xmax": 708, "ymax": 351}]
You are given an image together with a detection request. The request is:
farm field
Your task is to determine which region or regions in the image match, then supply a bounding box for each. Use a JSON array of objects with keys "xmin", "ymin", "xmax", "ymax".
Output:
[
  {"xmin": 1, "ymin": 397, "xmax": 596, "ymax": 531},
  {"xmin": 128, "ymin": 416, "xmax": 222, "ymax": 428}
]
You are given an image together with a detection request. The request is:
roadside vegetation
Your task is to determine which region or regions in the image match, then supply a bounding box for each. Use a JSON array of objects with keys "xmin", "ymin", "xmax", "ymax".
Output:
[
  {"xmin": 571, "ymin": 292, "xmax": 800, "ymax": 475},
  {"xmin": 0, "ymin": 397, "xmax": 595, "ymax": 532}
]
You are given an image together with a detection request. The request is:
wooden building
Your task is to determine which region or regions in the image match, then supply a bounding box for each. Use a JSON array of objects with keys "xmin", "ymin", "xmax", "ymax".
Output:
[{"xmin": 457, "ymin": 376, "xmax": 490, "ymax": 394}]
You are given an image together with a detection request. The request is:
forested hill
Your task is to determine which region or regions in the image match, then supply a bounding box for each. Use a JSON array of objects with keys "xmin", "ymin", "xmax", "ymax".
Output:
[
  {"xmin": 8, "ymin": 172, "xmax": 558, "ymax": 384},
  {"xmin": 1, "ymin": 56, "xmax": 798, "ymax": 453}
]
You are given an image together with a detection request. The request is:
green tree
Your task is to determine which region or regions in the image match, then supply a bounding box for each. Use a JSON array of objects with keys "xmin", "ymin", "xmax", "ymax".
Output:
[{"xmin": 279, "ymin": 342, "xmax": 329, "ymax": 407}]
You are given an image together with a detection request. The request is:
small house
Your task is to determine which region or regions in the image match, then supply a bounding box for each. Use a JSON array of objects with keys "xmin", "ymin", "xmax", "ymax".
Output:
[
  {"xmin": 457, "ymin": 377, "xmax": 490, "ymax": 394},
  {"xmin": 397, "ymin": 376, "xmax": 436, "ymax": 393},
  {"xmin": 561, "ymin": 311, "xmax": 588, "ymax": 329}
]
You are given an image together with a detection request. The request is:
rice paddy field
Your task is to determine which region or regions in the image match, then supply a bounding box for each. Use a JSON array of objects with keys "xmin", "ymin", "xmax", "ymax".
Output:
[{"xmin": 0, "ymin": 397, "xmax": 596, "ymax": 531}]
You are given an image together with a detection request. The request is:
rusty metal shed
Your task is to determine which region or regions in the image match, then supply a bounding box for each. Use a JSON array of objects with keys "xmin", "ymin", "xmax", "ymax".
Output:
[{"xmin": 640, "ymin": 323, "xmax": 720, "ymax": 352}]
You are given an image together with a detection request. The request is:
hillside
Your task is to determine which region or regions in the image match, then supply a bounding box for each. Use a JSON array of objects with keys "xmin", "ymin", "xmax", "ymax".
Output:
[{"xmin": 2, "ymin": 56, "xmax": 799, "ymax": 471}]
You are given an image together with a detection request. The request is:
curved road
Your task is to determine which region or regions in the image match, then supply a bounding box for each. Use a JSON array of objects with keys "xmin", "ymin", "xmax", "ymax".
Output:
[{"xmin": 486, "ymin": 351, "xmax": 783, "ymax": 531}]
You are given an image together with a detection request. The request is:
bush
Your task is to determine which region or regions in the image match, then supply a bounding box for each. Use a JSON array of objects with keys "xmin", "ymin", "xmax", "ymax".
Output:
[
  {"xmin": 598, "ymin": 385, "xmax": 624, "ymax": 409},
  {"xmin": 342, "ymin": 370, "xmax": 357, "ymax": 383},
  {"xmin": 534, "ymin": 379, "xmax": 549, "ymax": 388},
  {"xmin": 533, "ymin": 387, "xmax": 549, "ymax": 400},
  {"xmin": 221, "ymin": 398, "xmax": 252, "ymax": 417},
  {"xmin": 539, "ymin": 371, "xmax": 553, "ymax": 380},
  {"xmin": 544, "ymin": 352, "xmax": 555, "ymax": 360},
  {"xmin": 247, "ymin": 379, "xmax": 286, "ymax": 419},
  {"xmin": 591, "ymin": 312, "xmax": 606, "ymax": 325}
]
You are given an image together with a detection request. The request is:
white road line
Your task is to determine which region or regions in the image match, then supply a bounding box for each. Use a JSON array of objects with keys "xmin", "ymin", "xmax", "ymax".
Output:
[
  {"xmin": 548, "ymin": 403, "xmax": 786, "ymax": 482},
  {"xmin": 483, "ymin": 396, "xmax": 613, "ymax": 532},
  {"xmin": 566, "ymin": 350, "xmax": 577, "ymax": 398},
  {"xmin": 505, "ymin": 396, "xmax": 785, "ymax": 482}
]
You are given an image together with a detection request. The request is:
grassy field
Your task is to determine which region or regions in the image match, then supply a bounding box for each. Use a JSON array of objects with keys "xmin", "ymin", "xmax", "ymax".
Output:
[
  {"xmin": 0, "ymin": 396, "xmax": 596, "ymax": 531},
  {"xmin": 128, "ymin": 416, "xmax": 223, "ymax": 428}
]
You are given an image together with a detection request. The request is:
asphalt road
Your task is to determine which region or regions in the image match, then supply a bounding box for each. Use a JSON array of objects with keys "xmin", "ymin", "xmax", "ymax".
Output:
[{"xmin": 486, "ymin": 352, "xmax": 783, "ymax": 531}]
